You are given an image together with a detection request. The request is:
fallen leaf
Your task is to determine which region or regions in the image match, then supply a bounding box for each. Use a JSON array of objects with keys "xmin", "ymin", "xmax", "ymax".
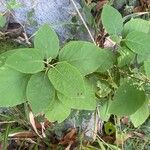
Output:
[
  {"xmin": 96, "ymin": 0, "xmax": 107, "ymax": 11},
  {"xmin": 29, "ymin": 111, "xmax": 42, "ymax": 138},
  {"xmin": 133, "ymin": 6, "xmax": 143, "ymax": 12},
  {"xmin": 133, "ymin": 131, "xmax": 145, "ymax": 139},
  {"xmin": 0, "ymin": 143, "xmax": 2, "ymax": 150},
  {"xmin": 121, "ymin": 117, "xmax": 129, "ymax": 125},
  {"xmin": 8, "ymin": 131, "xmax": 36, "ymax": 138},
  {"xmin": 59, "ymin": 128, "xmax": 77, "ymax": 145}
]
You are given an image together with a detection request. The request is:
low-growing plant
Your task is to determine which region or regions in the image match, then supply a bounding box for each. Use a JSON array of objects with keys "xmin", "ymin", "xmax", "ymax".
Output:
[
  {"xmin": 0, "ymin": 24, "xmax": 112, "ymax": 123},
  {"xmin": 0, "ymin": 4, "xmax": 149, "ymax": 127}
]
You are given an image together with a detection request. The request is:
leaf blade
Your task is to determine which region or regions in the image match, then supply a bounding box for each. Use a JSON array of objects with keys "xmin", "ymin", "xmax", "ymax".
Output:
[
  {"xmin": 26, "ymin": 72, "xmax": 55, "ymax": 113},
  {"xmin": 123, "ymin": 19, "xmax": 150, "ymax": 37},
  {"xmin": 0, "ymin": 14, "xmax": 6, "ymax": 28},
  {"xmin": 109, "ymin": 80, "xmax": 146, "ymax": 116},
  {"xmin": 125, "ymin": 31, "xmax": 150, "ymax": 57},
  {"xmin": 48, "ymin": 62, "xmax": 85, "ymax": 98},
  {"xmin": 34, "ymin": 24, "xmax": 59, "ymax": 59},
  {"xmin": 57, "ymin": 79, "xmax": 96, "ymax": 110},
  {"xmin": 6, "ymin": 48, "xmax": 44, "ymax": 74},
  {"xmin": 130, "ymin": 99, "xmax": 149, "ymax": 127},
  {"xmin": 101, "ymin": 4, "xmax": 123, "ymax": 36},
  {"xmin": 0, "ymin": 66, "xmax": 30, "ymax": 107},
  {"xmin": 45, "ymin": 98, "xmax": 71, "ymax": 123},
  {"xmin": 59, "ymin": 41, "xmax": 114, "ymax": 75}
]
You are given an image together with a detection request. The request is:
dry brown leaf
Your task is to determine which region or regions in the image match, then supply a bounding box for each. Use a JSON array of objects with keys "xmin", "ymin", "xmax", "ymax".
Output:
[
  {"xmin": 102, "ymin": 135, "xmax": 115, "ymax": 144},
  {"xmin": 65, "ymin": 142, "xmax": 73, "ymax": 150},
  {"xmin": 29, "ymin": 111, "xmax": 42, "ymax": 138},
  {"xmin": 59, "ymin": 128, "xmax": 77, "ymax": 145},
  {"xmin": 92, "ymin": 112, "xmax": 99, "ymax": 141},
  {"xmin": 96, "ymin": 0, "xmax": 107, "ymax": 11},
  {"xmin": 0, "ymin": 143, "xmax": 2, "ymax": 150},
  {"xmin": 133, "ymin": 131, "xmax": 145, "ymax": 139},
  {"xmin": 140, "ymin": 0, "xmax": 150, "ymax": 7},
  {"xmin": 133, "ymin": 6, "xmax": 143, "ymax": 13},
  {"xmin": 121, "ymin": 117, "xmax": 129, "ymax": 125},
  {"xmin": 41, "ymin": 122, "xmax": 46, "ymax": 138},
  {"xmin": 35, "ymin": 119, "xmax": 52, "ymax": 130},
  {"xmin": 8, "ymin": 131, "xmax": 36, "ymax": 138}
]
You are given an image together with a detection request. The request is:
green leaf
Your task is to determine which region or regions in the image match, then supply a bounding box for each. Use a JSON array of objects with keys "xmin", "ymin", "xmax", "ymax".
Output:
[
  {"xmin": 6, "ymin": 48, "xmax": 44, "ymax": 74},
  {"xmin": 34, "ymin": 24, "xmax": 59, "ymax": 59},
  {"xmin": 0, "ymin": 14, "xmax": 6, "ymax": 28},
  {"xmin": 48, "ymin": 62, "xmax": 85, "ymax": 98},
  {"xmin": 104, "ymin": 122, "xmax": 116, "ymax": 135},
  {"xmin": 137, "ymin": 54, "xmax": 150, "ymax": 64},
  {"xmin": 125, "ymin": 31, "xmax": 150, "ymax": 56},
  {"xmin": 96, "ymin": 49, "xmax": 115, "ymax": 73},
  {"xmin": 110, "ymin": 35, "xmax": 122, "ymax": 43},
  {"xmin": 118, "ymin": 47, "xmax": 135, "ymax": 67},
  {"xmin": 0, "ymin": 49, "xmax": 17, "ymax": 67},
  {"xmin": 0, "ymin": 66, "xmax": 30, "ymax": 107},
  {"xmin": 45, "ymin": 97, "xmax": 71, "ymax": 123},
  {"xmin": 59, "ymin": 41, "xmax": 114, "ymax": 75},
  {"xmin": 144, "ymin": 61, "xmax": 150, "ymax": 78},
  {"xmin": 130, "ymin": 99, "xmax": 149, "ymax": 127},
  {"xmin": 98, "ymin": 100, "xmax": 111, "ymax": 121},
  {"xmin": 101, "ymin": 4, "xmax": 123, "ymax": 36},
  {"xmin": 57, "ymin": 79, "xmax": 96, "ymax": 110},
  {"xmin": 109, "ymin": 80, "xmax": 146, "ymax": 116},
  {"xmin": 123, "ymin": 19, "xmax": 150, "ymax": 37},
  {"xmin": 82, "ymin": 5, "xmax": 94, "ymax": 26},
  {"xmin": 26, "ymin": 72, "xmax": 55, "ymax": 113}
]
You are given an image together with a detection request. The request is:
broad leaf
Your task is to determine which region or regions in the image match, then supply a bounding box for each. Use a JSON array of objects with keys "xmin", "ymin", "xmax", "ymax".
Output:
[
  {"xmin": 57, "ymin": 79, "xmax": 96, "ymax": 110},
  {"xmin": 96, "ymin": 49, "xmax": 115, "ymax": 73},
  {"xmin": 98, "ymin": 100, "xmax": 111, "ymax": 121},
  {"xmin": 0, "ymin": 49, "xmax": 17, "ymax": 67},
  {"xmin": 109, "ymin": 80, "xmax": 146, "ymax": 116},
  {"xmin": 101, "ymin": 4, "xmax": 123, "ymax": 36},
  {"xmin": 26, "ymin": 72, "xmax": 55, "ymax": 113},
  {"xmin": 48, "ymin": 62, "xmax": 85, "ymax": 98},
  {"xmin": 144, "ymin": 61, "xmax": 150, "ymax": 78},
  {"xmin": 82, "ymin": 4, "xmax": 94, "ymax": 26},
  {"xmin": 59, "ymin": 41, "xmax": 114, "ymax": 75},
  {"xmin": 104, "ymin": 122, "xmax": 116, "ymax": 135},
  {"xmin": 34, "ymin": 24, "xmax": 59, "ymax": 59},
  {"xmin": 130, "ymin": 99, "xmax": 149, "ymax": 127},
  {"xmin": 45, "ymin": 97, "xmax": 71, "ymax": 123},
  {"xmin": 123, "ymin": 19, "xmax": 150, "ymax": 37},
  {"xmin": 0, "ymin": 14, "xmax": 6, "ymax": 28},
  {"xmin": 137, "ymin": 54, "xmax": 150, "ymax": 64},
  {"xmin": 125, "ymin": 31, "xmax": 150, "ymax": 56},
  {"xmin": 0, "ymin": 66, "xmax": 29, "ymax": 107},
  {"xmin": 6, "ymin": 48, "xmax": 44, "ymax": 74}
]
